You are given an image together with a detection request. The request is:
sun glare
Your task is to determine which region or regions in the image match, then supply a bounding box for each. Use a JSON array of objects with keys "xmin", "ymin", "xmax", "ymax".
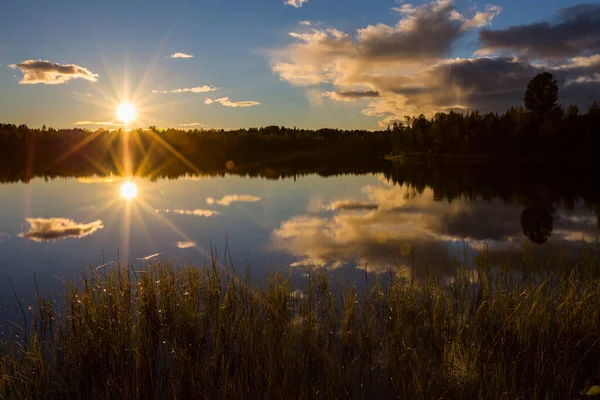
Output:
[
  {"xmin": 120, "ymin": 181, "xmax": 138, "ymax": 200},
  {"xmin": 117, "ymin": 103, "xmax": 137, "ymax": 124}
]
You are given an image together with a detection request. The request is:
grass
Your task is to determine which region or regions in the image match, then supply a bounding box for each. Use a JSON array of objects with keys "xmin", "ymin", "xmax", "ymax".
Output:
[{"xmin": 1, "ymin": 249, "xmax": 600, "ymax": 399}]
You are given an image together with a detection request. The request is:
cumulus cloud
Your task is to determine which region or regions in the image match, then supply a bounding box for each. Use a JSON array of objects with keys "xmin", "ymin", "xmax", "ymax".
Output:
[
  {"xmin": 152, "ymin": 86, "xmax": 219, "ymax": 94},
  {"xmin": 479, "ymin": 4, "xmax": 600, "ymax": 59},
  {"xmin": 206, "ymin": 194, "xmax": 262, "ymax": 206},
  {"xmin": 270, "ymin": 0, "xmax": 600, "ymax": 126},
  {"xmin": 10, "ymin": 60, "xmax": 98, "ymax": 85},
  {"xmin": 285, "ymin": 0, "xmax": 308, "ymax": 8},
  {"xmin": 169, "ymin": 52, "xmax": 194, "ymax": 59},
  {"xmin": 19, "ymin": 218, "xmax": 104, "ymax": 242},
  {"xmin": 176, "ymin": 241, "xmax": 198, "ymax": 249},
  {"xmin": 204, "ymin": 97, "xmax": 261, "ymax": 107},
  {"xmin": 157, "ymin": 209, "xmax": 219, "ymax": 217}
]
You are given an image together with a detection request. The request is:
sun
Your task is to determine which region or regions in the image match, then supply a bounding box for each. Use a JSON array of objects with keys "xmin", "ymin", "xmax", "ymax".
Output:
[
  {"xmin": 120, "ymin": 181, "xmax": 138, "ymax": 200},
  {"xmin": 116, "ymin": 103, "xmax": 137, "ymax": 124}
]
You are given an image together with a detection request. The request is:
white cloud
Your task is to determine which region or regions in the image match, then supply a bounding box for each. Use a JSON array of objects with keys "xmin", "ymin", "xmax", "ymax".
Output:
[
  {"xmin": 285, "ymin": 0, "xmax": 308, "ymax": 8},
  {"xmin": 10, "ymin": 60, "xmax": 98, "ymax": 85},
  {"xmin": 299, "ymin": 20, "xmax": 312, "ymax": 26},
  {"xmin": 206, "ymin": 194, "xmax": 262, "ymax": 206},
  {"xmin": 169, "ymin": 52, "xmax": 194, "ymax": 59},
  {"xmin": 204, "ymin": 97, "xmax": 261, "ymax": 107},
  {"xmin": 19, "ymin": 218, "xmax": 104, "ymax": 242},
  {"xmin": 137, "ymin": 253, "xmax": 163, "ymax": 261},
  {"xmin": 152, "ymin": 86, "xmax": 219, "ymax": 94},
  {"xmin": 157, "ymin": 209, "xmax": 219, "ymax": 217},
  {"xmin": 176, "ymin": 241, "xmax": 198, "ymax": 249}
]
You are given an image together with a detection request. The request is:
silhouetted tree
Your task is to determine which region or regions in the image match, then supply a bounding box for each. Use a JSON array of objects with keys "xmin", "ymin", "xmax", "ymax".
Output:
[
  {"xmin": 520, "ymin": 207, "xmax": 554, "ymax": 245},
  {"xmin": 524, "ymin": 72, "xmax": 560, "ymax": 118}
]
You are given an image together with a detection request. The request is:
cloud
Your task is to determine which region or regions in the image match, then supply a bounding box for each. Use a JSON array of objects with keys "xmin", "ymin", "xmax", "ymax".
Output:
[
  {"xmin": 157, "ymin": 209, "xmax": 219, "ymax": 217},
  {"xmin": 479, "ymin": 4, "xmax": 600, "ymax": 59},
  {"xmin": 204, "ymin": 97, "xmax": 261, "ymax": 107},
  {"xmin": 73, "ymin": 121, "xmax": 120, "ymax": 126},
  {"xmin": 10, "ymin": 60, "xmax": 98, "ymax": 85},
  {"xmin": 176, "ymin": 241, "xmax": 198, "ymax": 249},
  {"xmin": 327, "ymin": 200, "xmax": 379, "ymax": 211},
  {"xmin": 299, "ymin": 20, "xmax": 312, "ymax": 26},
  {"xmin": 169, "ymin": 52, "xmax": 194, "ymax": 59},
  {"xmin": 152, "ymin": 86, "xmax": 218, "ymax": 94},
  {"xmin": 323, "ymin": 90, "xmax": 380, "ymax": 101},
  {"xmin": 285, "ymin": 0, "xmax": 308, "ymax": 8},
  {"xmin": 179, "ymin": 122, "xmax": 206, "ymax": 127},
  {"xmin": 77, "ymin": 176, "xmax": 118, "ymax": 184},
  {"xmin": 206, "ymin": 194, "xmax": 262, "ymax": 206},
  {"xmin": 19, "ymin": 218, "xmax": 104, "ymax": 242},
  {"xmin": 137, "ymin": 253, "xmax": 162, "ymax": 261},
  {"xmin": 451, "ymin": 5, "xmax": 502, "ymax": 30}
]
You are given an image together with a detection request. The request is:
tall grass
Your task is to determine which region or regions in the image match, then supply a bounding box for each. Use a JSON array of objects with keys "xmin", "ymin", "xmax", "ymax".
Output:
[{"xmin": 1, "ymin": 250, "xmax": 600, "ymax": 399}]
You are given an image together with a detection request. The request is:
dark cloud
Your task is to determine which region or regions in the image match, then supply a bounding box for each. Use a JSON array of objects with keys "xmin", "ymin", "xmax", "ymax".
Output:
[
  {"xmin": 19, "ymin": 218, "xmax": 104, "ymax": 242},
  {"xmin": 328, "ymin": 200, "xmax": 379, "ymax": 211},
  {"xmin": 10, "ymin": 60, "xmax": 99, "ymax": 84},
  {"xmin": 479, "ymin": 4, "xmax": 600, "ymax": 59},
  {"xmin": 324, "ymin": 90, "xmax": 380, "ymax": 101}
]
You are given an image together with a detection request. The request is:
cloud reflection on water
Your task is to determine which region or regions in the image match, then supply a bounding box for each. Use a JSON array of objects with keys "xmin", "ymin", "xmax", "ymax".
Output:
[
  {"xmin": 19, "ymin": 218, "xmax": 104, "ymax": 242},
  {"xmin": 272, "ymin": 176, "xmax": 600, "ymax": 280}
]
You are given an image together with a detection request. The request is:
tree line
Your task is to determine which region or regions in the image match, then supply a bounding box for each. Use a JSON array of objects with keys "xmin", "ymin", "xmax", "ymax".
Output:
[
  {"xmin": 389, "ymin": 73, "xmax": 600, "ymax": 161},
  {"xmin": 0, "ymin": 72, "xmax": 599, "ymax": 180}
]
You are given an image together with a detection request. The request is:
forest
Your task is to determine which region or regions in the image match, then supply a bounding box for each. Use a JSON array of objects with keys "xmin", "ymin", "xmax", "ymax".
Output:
[{"xmin": 0, "ymin": 72, "xmax": 599, "ymax": 182}]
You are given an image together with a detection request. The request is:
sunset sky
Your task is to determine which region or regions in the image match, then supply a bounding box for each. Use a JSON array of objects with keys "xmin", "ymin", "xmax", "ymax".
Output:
[{"xmin": 1, "ymin": 0, "xmax": 599, "ymax": 130}]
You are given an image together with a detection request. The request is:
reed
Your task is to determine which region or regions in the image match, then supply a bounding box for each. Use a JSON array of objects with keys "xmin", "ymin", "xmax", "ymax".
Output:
[{"xmin": 1, "ymin": 250, "xmax": 600, "ymax": 399}]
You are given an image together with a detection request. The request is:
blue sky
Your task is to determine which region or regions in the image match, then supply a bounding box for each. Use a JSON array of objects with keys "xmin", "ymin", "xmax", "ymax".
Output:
[{"xmin": 0, "ymin": 0, "xmax": 598, "ymax": 130}]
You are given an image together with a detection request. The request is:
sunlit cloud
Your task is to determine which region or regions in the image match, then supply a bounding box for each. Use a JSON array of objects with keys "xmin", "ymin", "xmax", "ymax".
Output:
[
  {"xmin": 206, "ymin": 194, "xmax": 262, "ymax": 206},
  {"xmin": 169, "ymin": 52, "xmax": 194, "ymax": 59},
  {"xmin": 152, "ymin": 85, "xmax": 219, "ymax": 94},
  {"xmin": 10, "ymin": 60, "xmax": 98, "ymax": 85},
  {"xmin": 285, "ymin": 0, "xmax": 308, "ymax": 8},
  {"xmin": 270, "ymin": 0, "xmax": 600, "ymax": 125},
  {"xmin": 19, "ymin": 218, "xmax": 104, "ymax": 242},
  {"xmin": 157, "ymin": 208, "xmax": 219, "ymax": 217},
  {"xmin": 299, "ymin": 20, "xmax": 312, "ymax": 26},
  {"xmin": 73, "ymin": 121, "xmax": 120, "ymax": 126},
  {"xmin": 176, "ymin": 240, "xmax": 198, "ymax": 249},
  {"xmin": 179, "ymin": 122, "xmax": 206, "ymax": 127},
  {"xmin": 77, "ymin": 175, "xmax": 118, "ymax": 184},
  {"xmin": 137, "ymin": 252, "xmax": 163, "ymax": 261},
  {"xmin": 204, "ymin": 97, "xmax": 261, "ymax": 107}
]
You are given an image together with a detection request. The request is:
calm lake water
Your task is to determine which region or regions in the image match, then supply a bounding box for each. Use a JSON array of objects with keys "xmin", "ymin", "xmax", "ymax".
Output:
[{"xmin": 0, "ymin": 161, "xmax": 599, "ymax": 323}]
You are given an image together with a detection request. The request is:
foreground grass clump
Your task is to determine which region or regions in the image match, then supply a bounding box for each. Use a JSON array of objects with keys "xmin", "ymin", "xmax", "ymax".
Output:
[{"xmin": 1, "ymin": 253, "xmax": 600, "ymax": 399}]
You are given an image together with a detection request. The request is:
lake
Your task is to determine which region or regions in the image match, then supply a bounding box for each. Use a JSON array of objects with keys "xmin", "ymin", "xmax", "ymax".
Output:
[{"xmin": 0, "ymin": 160, "xmax": 599, "ymax": 324}]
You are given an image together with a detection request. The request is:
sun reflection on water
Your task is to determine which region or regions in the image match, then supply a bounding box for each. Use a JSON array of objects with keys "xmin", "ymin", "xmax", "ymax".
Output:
[{"xmin": 120, "ymin": 181, "xmax": 138, "ymax": 200}]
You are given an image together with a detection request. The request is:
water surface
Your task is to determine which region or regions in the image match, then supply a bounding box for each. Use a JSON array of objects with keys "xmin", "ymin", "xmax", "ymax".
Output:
[{"xmin": 0, "ymin": 161, "xmax": 599, "ymax": 323}]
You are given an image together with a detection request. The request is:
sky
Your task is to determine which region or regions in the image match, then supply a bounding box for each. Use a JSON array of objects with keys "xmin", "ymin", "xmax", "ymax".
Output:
[{"xmin": 0, "ymin": 0, "xmax": 599, "ymax": 130}]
